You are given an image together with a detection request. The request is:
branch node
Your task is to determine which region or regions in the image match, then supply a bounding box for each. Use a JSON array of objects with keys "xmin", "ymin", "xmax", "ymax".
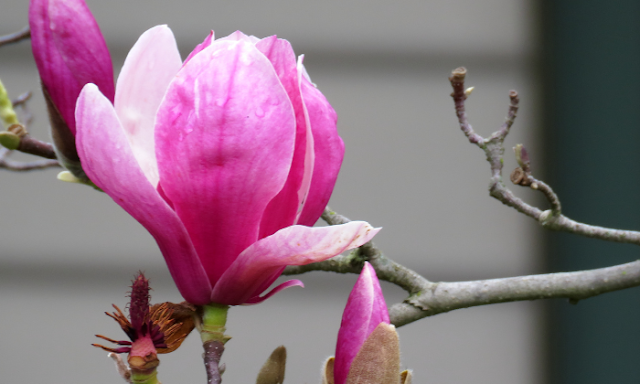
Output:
[{"xmin": 510, "ymin": 168, "xmax": 531, "ymax": 186}]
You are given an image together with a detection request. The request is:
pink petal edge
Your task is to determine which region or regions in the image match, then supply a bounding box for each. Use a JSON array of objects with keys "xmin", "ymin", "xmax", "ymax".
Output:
[
  {"xmin": 243, "ymin": 279, "xmax": 304, "ymax": 304},
  {"xmin": 183, "ymin": 30, "xmax": 214, "ymax": 65},
  {"xmin": 115, "ymin": 25, "xmax": 182, "ymax": 187},
  {"xmin": 256, "ymin": 37, "xmax": 313, "ymax": 238},
  {"xmin": 210, "ymin": 221, "xmax": 380, "ymax": 305},
  {"xmin": 296, "ymin": 58, "xmax": 343, "ymax": 226}
]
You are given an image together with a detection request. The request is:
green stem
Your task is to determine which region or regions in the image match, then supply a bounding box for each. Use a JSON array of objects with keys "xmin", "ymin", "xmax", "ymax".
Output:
[
  {"xmin": 130, "ymin": 369, "xmax": 160, "ymax": 384},
  {"xmin": 200, "ymin": 303, "xmax": 231, "ymax": 344}
]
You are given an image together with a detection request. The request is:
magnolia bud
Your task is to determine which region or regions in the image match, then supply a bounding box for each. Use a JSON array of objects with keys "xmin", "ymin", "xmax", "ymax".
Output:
[
  {"xmin": 345, "ymin": 323, "xmax": 401, "ymax": 384},
  {"xmin": 256, "ymin": 346, "xmax": 286, "ymax": 384},
  {"xmin": 513, "ymin": 143, "xmax": 531, "ymax": 173}
]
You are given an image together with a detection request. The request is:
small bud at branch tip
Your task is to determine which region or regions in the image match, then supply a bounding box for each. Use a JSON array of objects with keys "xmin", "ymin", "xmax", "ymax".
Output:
[{"xmin": 0, "ymin": 131, "xmax": 20, "ymax": 150}]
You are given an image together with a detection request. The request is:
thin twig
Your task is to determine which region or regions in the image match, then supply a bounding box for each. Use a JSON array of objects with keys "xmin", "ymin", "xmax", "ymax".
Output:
[
  {"xmin": 16, "ymin": 134, "xmax": 58, "ymax": 159},
  {"xmin": 12, "ymin": 92, "xmax": 34, "ymax": 127},
  {"xmin": 287, "ymin": 68, "xmax": 640, "ymax": 327},
  {"xmin": 0, "ymin": 26, "xmax": 30, "ymax": 47},
  {"xmin": 12, "ymin": 91, "xmax": 32, "ymax": 107},
  {"xmin": 284, "ymin": 207, "xmax": 640, "ymax": 327},
  {"xmin": 449, "ymin": 67, "xmax": 640, "ymax": 245},
  {"xmin": 0, "ymin": 147, "xmax": 60, "ymax": 171}
]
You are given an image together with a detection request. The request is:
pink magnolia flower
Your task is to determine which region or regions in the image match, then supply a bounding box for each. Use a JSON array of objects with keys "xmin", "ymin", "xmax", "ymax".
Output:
[
  {"xmin": 75, "ymin": 26, "xmax": 379, "ymax": 306},
  {"xmin": 29, "ymin": 0, "xmax": 114, "ymax": 176},
  {"xmin": 334, "ymin": 262, "xmax": 392, "ymax": 384}
]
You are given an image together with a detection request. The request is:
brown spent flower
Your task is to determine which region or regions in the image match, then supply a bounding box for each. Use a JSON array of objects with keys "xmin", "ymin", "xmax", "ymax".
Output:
[{"xmin": 93, "ymin": 274, "xmax": 196, "ymax": 360}]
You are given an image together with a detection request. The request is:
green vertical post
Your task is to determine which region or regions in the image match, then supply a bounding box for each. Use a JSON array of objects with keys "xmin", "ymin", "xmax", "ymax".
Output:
[{"xmin": 541, "ymin": 1, "xmax": 640, "ymax": 383}]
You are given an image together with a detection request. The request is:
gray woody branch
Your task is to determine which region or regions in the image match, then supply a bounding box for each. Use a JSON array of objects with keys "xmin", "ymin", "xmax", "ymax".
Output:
[
  {"xmin": 0, "ymin": 147, "xmax": 60, "ymax": 171},
  {"xmin": 284, "ymin": 67, "xmax": 640, "ymax": 326},
  {"xmin": 449, "ymin": 67, "xmax": 640, "ymax": 245},
  {"xmin": 285, "ymin": 208, "xmax": 640, "ymax": 327},
  {"xmin": 0, "ymin": 26, "xmax": 30, "ymax": 47}
]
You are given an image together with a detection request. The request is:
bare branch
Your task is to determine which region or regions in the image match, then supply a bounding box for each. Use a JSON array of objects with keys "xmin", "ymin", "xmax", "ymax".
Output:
[
  {"xmin": 0, "ymin": 26, "xmax": 30, "ymax": 47},
  {"xmin": 449, "ymin": 67, "xmax": 640, "ymax": 245},
  {"xmin": 390, "ymin": 260, "xmax": 640, "ymax": 327},
  {"xmin": 12, "ymin": 91, "xmax": 34, "ymax": 127},
  {"xmin": 288, "ymin": 68, "xmax": 640, "ymax": 327},
  {"xmin": 1, "ymin": 124, "xmax": 58, "ymax": 159},
  {"xmin": 12, "ymin": 91, "xmax": 32, "ymax": 107},
  {"xmin": 0, "ymin": 147, "xmax": 60, "ymax": 171},
  {"xmin": 285, "ymin": 207, "xmax": 640, "ymax": 327}
]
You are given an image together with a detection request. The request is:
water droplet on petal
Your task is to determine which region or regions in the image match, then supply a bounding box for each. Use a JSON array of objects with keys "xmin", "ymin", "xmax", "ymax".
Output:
[{"xmin": 255, "ymin": 107, "xmax": 265, "ymax": 117}]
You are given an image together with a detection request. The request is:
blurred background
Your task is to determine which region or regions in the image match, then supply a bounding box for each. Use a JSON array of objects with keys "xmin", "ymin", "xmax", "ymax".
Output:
[{"xmin": 0, "ymin": 1, "xmax": 638, "ymax": 383}]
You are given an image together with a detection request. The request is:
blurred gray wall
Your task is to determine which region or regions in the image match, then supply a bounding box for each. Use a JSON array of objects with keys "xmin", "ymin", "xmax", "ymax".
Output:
[{"xmin": 0, "ymin": 1, "xmax": 542, "ymax": 383}]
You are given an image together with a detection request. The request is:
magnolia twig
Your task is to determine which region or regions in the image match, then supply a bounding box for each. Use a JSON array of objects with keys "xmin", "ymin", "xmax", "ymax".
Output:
[
  {"xmin": 12, "ymin": 91, "xmax": 32, "ymax": 107},
  {"xmin": 0, "ymin": 26, "xmax": 30, "ymax": 47},
  {"xmin": 390, "ymin": 259, "xmax": 640, "ymax": 327},
  {"xmin": 12, "ymin": 91, "xmax": 34, "ymax": 127},
  {"xmin": 203, "ymin": 340, "xmax": 225, "ymax": 384},
  {"xmin": 284, "ymin": 207, "xmax": 640, "ymax": 327},
  {"xmin": 0, "ymin": 147, "xmax": 60, "ymax": 171},
  {"xmin": 284, "ymin": 208, "xmax": 430, "ymax": 294},
  {"xmin": 287, "ymin": 69, "xmax": 640, "ymax": 326},
  {"xmin": 449, "ymin": 67, "xmax": 640, "ymax": 245}
]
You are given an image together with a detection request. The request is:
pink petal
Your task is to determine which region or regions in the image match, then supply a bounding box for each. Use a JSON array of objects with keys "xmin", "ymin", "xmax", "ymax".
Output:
[
  {"xmin": 296, "ymin": 62, "xmax": 344, "ymax": 226},
  {"xmin": 183, "ymin": 30, "xmax": 214, "ymax": 65},
  {"xmin": 335, "ymin": 262, "xmax": 390, "ymax": 384},
  {"xmin": 155, "ymin": 40, "xmax": 296, "ymax": 286},
  {"xmin": 256, "ymin": 37, "xmax": 314, "ymax": 238},
  {"xmin": 243, "ymin": 279, "xmax": 304, "ymax": 304},
  {"xmin": 210, "ymin": 221, "xmax": 380, "ymax": 305},
  {"xmin": 114, "ymin": 25, "xmax": 182, "ymax": 187},
  {"xmin": 29, "ymin": 0, "xmax": 114, "ymax": 134},
  {"xmin": 218, "ymin": 30, "xmax": 254, "ymax": 43},
  {"xmin": 75, "ymin": 84, "xmax": 211, "ymax": 304}
]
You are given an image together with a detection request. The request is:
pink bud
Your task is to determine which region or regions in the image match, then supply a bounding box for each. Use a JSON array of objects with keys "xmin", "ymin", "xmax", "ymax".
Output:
[
  {"xmin": 334, "ymin": 262, "xmax": 390, "ymax": 384},
  {"xmin": 29, "ymin": 0, "xmax": 114, "ymax": 135}
]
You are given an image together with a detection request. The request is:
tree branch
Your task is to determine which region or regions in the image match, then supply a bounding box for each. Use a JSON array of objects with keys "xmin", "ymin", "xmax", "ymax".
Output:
[
  {"xmin": 286, "ymin": 67, "xmax": 640, "ymax": 327},
  {"xmin": 0, "ymin": 26, "xmax": 30, "ymax": 47},
  {"xmin": 450, "ymin": 67, "xmax": 640, "ymax": 245},
  {"xmin": 284, "ymin": 207, "xmax": 640, "ymax": 327},
  {"xmin": 390, "ymin": 260, "xmax": 640, "ymax": 327}
]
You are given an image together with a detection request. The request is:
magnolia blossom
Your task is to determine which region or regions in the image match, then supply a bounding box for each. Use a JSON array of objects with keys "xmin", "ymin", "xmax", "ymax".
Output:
[{"xmin": 69, "ymin": 20, "xmax": 378, "ymax": 305}]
